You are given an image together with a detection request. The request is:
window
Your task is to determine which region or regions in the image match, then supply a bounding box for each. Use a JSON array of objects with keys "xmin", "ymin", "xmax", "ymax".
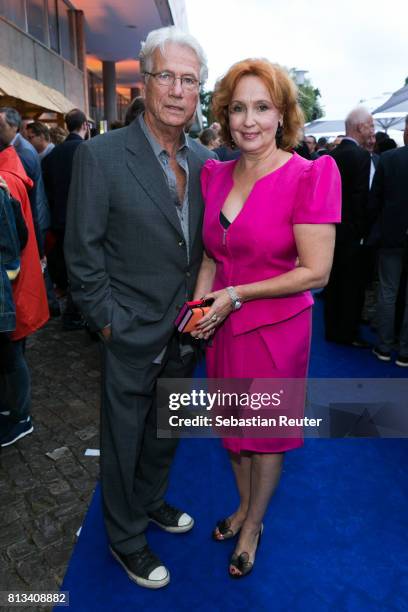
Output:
[
  {"xmin": 47, "ymin": 0, "xmax": 59, "ymax": 52},
  {"xmin": 0, "ymin": 0, "xmax": 77, "ymax": 66},
  {"xmin": 27, "ymin": 0, "xmax": 46, "ymax": 44},
  {"xmin": 58, "ymin": 0, "xmax": 74, "ymax": 64},
  {"xmin": 0, "ymin": 0, "xmax": 26, "ymax": 30}
]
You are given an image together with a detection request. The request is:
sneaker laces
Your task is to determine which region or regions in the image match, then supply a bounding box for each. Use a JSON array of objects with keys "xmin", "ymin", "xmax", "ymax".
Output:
[
  {"xmin": 154, "ymin": 501, "xmax": 180, "ymax": 523},
  {"xmin": 126, "ymin": 546, "xmax": 163, "ymax": 577}
]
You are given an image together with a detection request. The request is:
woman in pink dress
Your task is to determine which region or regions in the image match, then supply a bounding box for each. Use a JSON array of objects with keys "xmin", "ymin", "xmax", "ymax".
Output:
[{"xmin": 191, "ymin": 59, "xmax": 341, "ymax": 578}]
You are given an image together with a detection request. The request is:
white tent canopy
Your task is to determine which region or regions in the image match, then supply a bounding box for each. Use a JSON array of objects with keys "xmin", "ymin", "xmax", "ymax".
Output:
[
  {"xmin": 372, "ymin": 86, "xmax": 408, "ymax": 130},
  {"xmin": 373, "ymin": 85, "xmax": 408, "ymax": 113},
  {"xmin": 373, "ymin": 112, "xmax": 407, "ymax": 131},
  {"xmin": 304, "ymin": 119, "xmax": 345, "ymax": 138}
]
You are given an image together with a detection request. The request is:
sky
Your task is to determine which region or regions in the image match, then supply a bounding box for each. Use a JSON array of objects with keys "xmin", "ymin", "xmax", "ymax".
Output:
[{"xmin": 184, "ymin": 0, "xmax": 407, "ymax": 120}]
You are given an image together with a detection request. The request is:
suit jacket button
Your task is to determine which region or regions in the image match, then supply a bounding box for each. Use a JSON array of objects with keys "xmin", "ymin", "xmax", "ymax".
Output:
[
  {"xmin": 186, "ymin": 271, "xmax": 191, "ymax": 278},
  {"xmin": 178, "ymin": 240, "xmax": 185, "ymax": 247}
]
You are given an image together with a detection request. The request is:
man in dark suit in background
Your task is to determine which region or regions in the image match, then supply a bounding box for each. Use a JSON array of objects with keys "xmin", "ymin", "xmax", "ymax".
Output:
[
  {"xmin": 325, "ymin": 106, "xmax": 374, "ymax": 346},
  {"xmin": 305, "ymin": 134, "xmax": 317, "ymax": 157},
  {"xmin": 42, "ymin": 108, "xmax": 89, "ymax": 329},
  {"xmin": 65, "ymin": 27, "xmax": 214, "ymax": 589},
  {"xmin": 358, "ymin": 132, "xmax": 381, "ymax": 325},
  {"xmin": 314, "ymin": 136, "xmax": 329, "ymax": 158},
  {"xmin": 369, "ymin": 115, "xmax": 408, "ymax": 366}
]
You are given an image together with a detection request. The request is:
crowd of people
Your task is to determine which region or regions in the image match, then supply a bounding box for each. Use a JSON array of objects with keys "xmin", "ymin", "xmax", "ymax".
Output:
[{"xmin": 0, "ymin": 23, "xmax": 407, "ymax": 589}]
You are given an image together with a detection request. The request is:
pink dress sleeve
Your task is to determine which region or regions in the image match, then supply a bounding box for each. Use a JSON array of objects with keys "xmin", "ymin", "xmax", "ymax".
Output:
[
  {"xmin": 200, "ymin": 158, "xmax": 219, "ymax": 201},
  {"xmin": 293, "ymin": 155, "xmax": 342, "ymax": 224}
]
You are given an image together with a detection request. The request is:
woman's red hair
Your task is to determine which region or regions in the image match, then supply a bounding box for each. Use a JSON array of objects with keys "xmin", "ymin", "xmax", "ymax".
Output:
[{"xmin": 211, "ymin": 58, "xmax": 304, "ymax": 151}]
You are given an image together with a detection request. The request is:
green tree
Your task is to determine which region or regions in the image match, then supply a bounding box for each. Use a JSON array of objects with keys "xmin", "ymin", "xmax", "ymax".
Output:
[
  {"xmin": 297, "ymin": 82, "xmax": 323, "ymax": 122},
  {"xmin": 290, "ymin": 69, "xmax": 323, "ymax": 122},
  {"xmin": 404, "ymin": 76, "xmax": 408, "ymax": 86},
  {"xmin": 200, "ymin": 90, "xmax": 214, "ymax": 127}
]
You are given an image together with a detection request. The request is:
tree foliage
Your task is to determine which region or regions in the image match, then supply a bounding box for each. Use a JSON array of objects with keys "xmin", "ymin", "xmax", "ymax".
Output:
[
  {"xmin": 200, "ymin": 90, "xmax": 214, "ymax": 127},
  {"xmin": 297, "ymin": 82, "xmax": 324, "ymax": 123}
]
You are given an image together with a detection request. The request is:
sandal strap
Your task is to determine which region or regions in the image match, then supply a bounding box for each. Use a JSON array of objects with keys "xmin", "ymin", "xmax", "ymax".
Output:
[
  {"xmin": 217, "ymin": 518, "xmax": 233, "ymax": 536},
  {"xmin": 229, "ymin": 551, "xmax": 253, "ymax": 576},
  {"xmin": 238, "ymin": 552, "xmax": 252, "ymax": 571}
]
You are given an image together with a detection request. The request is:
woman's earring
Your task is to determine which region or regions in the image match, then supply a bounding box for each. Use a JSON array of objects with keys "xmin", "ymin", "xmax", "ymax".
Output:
[{"xmin": 275, "ymin": 122, "xmax": 283, "ymax": 148}]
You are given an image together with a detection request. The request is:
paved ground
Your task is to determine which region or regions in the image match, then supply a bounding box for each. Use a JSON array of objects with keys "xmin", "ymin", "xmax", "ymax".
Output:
[{"xmin": 0, "ymin": 319, "xmax": 101, "ymax": 610}]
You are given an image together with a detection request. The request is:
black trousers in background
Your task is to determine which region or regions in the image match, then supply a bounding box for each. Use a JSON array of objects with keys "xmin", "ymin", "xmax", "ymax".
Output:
[
  {"xmin": 47, "ymin": 228, "xmax": 83, "ymax": 324},
  {"xmin": 47, "ymin": 229, "xmax": 68, "ymax": 291},
  {"xmin": 324, "ymin": 242, "xmax": 366, "ymax": 343},
  {"xmin": 99, "ymin": 334, "xmax": 196, "ymax": 554},
  {"xmin": 41, "ymin": 229, "xmax": 59, "ymax": 311},
  {"xmin": 0, "ymin": 335, "xmax": 30, "ymax": 421}
]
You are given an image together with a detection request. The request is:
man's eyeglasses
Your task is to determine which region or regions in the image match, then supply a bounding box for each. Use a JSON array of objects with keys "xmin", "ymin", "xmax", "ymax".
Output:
[{"xmin": 144, "ymin": 71, "xmax": 201, "ymax": 91}]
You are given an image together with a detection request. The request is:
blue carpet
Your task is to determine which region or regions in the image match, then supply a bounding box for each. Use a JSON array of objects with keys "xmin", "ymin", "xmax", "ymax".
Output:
[{"xmin": 62, "ymin": 302, "xmax": 408, "ymax": 611}]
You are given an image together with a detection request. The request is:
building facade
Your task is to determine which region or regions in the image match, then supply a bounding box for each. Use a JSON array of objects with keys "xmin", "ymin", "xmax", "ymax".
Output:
[
  {"xmin": 0, "ymin": 0, "xmax": 187, "ymax": 126},
  {"xmin": 0, "ymin": 0, "xmax": 87, "ymax": 122}
]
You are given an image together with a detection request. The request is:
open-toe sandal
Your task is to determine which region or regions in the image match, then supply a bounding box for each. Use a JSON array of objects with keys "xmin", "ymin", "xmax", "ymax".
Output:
[
  {"xmin": 212, "ymin": 517, "xmax": 241, "ymax": 541},
  {"xmin": 228, "ymin": 524, "xmax": 263, "ymax": 578}
]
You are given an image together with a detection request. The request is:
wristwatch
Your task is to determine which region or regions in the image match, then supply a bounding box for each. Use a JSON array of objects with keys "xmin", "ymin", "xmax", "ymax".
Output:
[{"xmin": 226, "ymin": 286, "xmax": 242, "ymax": 310}]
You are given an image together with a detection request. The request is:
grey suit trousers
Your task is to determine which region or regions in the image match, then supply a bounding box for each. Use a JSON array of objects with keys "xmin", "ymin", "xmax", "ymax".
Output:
[
  {"xmin": 99, "ymin": 334, "xmax": 196, "ymax": 554},
  {"xmin": 377, "ymin": 248, "xmax": 408, "ymax": 356}
]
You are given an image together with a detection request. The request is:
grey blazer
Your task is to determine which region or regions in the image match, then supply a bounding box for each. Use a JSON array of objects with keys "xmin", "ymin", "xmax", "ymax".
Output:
[{"xmin": 64, "ymin": 120, "xmax": 215, "ymax": 367}]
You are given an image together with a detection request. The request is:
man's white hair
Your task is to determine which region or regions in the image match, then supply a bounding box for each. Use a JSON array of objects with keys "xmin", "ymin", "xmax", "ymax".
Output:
[
  {"xmin": 140, "ymin": 26, "xmax": 208, "ymax": 84},
  {"xmin": 345, "ymin": 106, "xmax": 372, "ymax": 133}
]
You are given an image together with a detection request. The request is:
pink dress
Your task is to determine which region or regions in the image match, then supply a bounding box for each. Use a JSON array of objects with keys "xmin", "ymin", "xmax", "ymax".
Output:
[{"xmin": 201, "ymin": 153, "xmax": 341, "ymax": 453}]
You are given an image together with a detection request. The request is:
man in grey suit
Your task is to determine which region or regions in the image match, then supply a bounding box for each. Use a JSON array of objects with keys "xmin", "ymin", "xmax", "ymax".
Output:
[{"xmin": 65, "ymin": 27, "xmax": 214, "ymax": 589}]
